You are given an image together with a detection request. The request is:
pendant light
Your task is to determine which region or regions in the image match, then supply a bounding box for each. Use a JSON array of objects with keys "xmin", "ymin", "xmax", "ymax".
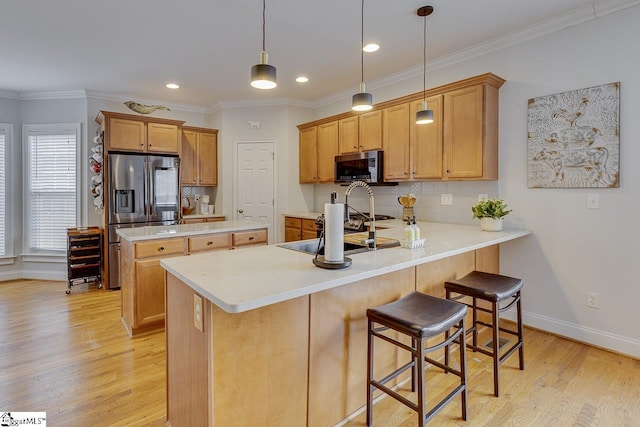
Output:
[
  {"xmin": 251, "ymin": 0, "xmax": 277, "ymax": 89},
  {"xmin": 416, "ymin": 5, "xmax": 434, "ymax": 124},
  {"xmin": 352, "ymin": 0, "xmax": 373, "ymax": 111}
]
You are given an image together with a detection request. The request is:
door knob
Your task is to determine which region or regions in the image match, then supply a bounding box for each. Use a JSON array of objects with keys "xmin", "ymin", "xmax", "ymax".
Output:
[{"xmin": 238, "ymin": 209, "xmax": 244, "ymax": 214}]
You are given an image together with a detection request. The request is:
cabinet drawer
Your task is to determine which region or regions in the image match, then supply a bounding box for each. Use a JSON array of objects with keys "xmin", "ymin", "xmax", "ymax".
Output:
[
  {"xmin": 189, "ymin": 233, "xmax": 230, "ymax": 253},
  {"xmin": 284, "ymin": 217, "xmax": 302, "ymax": 228},
  {"xmin": 232, "ymin": 229, "xmax": 268, "ymax": 247},
  {"xmin": 302, "ymin": 218, "xmax": 318, "ymax": 232},
  {"xmin": 135, "ymin": 238, "xmax": 184, "ymax": 259}
]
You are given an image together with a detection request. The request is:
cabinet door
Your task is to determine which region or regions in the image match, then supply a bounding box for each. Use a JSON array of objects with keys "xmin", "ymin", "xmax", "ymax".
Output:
[
  {"xmin": 317, "ymin": 121, "xmax": 338, "ymax": 182},
  {"xmin": 444, "ymin": 85, "xmax": 484, "ymax": 178},
  {"xmin": 181, "ymin": 130, "xmax": 198, "ymax": 185},
  {"xmin": 338, "ymin": 117, "xmax": 359, "ymax": 155},
  {"xmin": 198, "ymin": 132, "xmax": 218, "ymax": 185},
  {"xmin": 299, "ymin": 127, "xmax": 318, "ymax": 183},
  {"xmin": 383, "ymin": 103, "xmax": 411, "ymax": 181},
  {"xmin": 147, "ymin": 122, "xmax": 180, "ymax": 154},
  {"xmin": 135, "ymin": 259, "xmax": 166, "ymax": 326},
  {"xmin": 359, "ymin": 110, "xmax": 382, "ymax": 152},
  {"xmin": 411, "ymin": 95, "xmax": 444, "ymax": 179},
  {"xmin": 285, "ymin": 227, "xmax": 302, "ymax": 242},
  {"xmin": 109, "ymin": 118, "xmax": 146, "ymax": 152}
]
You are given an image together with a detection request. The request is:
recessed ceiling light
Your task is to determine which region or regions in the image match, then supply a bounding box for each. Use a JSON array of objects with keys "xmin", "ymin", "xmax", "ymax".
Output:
[
  {"xmin": 296, "ymin": 76, "xmax": 309, "ymax": 83},
  {"xmin": 363, "ymin": 43, "xmax": 380, "ymax": 53},
  {"xmin": 166, "ymin": 83, "xmax": 180, "ymax": 89}
]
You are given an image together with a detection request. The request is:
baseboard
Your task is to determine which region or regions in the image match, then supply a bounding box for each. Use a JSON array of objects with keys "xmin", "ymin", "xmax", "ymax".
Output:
[
  {"xmin": 0, "ymin": 271, "xmax": 23, "ymax": 281},
  {"xmin": 21, "ymin": 270, "xmax": 67, "ymax": 281},
  {"xmin": 502, "ymin": 309, "xmax": 640, "ymax": 359}
]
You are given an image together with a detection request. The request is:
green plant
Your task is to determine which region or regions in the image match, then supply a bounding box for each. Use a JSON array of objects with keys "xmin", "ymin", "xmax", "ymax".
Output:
[{"xmin": 472, "ymin": 198, "xmax": 512, "ymax": 220}]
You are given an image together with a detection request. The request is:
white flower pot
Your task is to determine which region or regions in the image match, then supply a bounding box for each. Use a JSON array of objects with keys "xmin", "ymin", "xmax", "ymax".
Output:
[{"xmin": 480, "ymin": 217, "xmax": 503, "ymax": 231}]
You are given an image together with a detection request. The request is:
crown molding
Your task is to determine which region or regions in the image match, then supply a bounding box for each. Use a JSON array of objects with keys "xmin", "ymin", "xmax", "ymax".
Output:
[
  {"xmin": 0, "ymin": 89, "xmax": 20, "ymax": 100},
  {"xmin": 19, "ymin": 90, "xmax": 87, "ymax": 100}
]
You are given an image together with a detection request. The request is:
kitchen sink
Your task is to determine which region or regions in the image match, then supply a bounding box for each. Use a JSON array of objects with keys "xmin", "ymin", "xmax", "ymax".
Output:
[{"xmin": 278, "ymin": 236, "xmax": 400, "ymax": 256}]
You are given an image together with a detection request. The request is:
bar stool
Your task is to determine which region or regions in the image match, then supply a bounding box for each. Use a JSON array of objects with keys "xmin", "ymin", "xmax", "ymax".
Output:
[
  {"xmin": 444, "ymin": 271, "xmax": 524, "ymax": 397},
  {"xmin": 366, "ymin": 292, "xmax": 468, "ymax": 426}
]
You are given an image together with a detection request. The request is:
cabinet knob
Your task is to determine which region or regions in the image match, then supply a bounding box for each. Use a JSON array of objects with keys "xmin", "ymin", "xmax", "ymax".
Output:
[
  {"xmin": 207, "ymin": 241, "xmax": 214, "ymax": 246},
  {"xmin": 238, "ymin": 209, "xmax": 244, "ymax": 214},
  {"xmin": 159, "ymin": 246, "xmax": 165, "ymax": 252},
  {"xmin": 446, "ymin": 169, "xmax": 450, "ymax": 174},
  {"xmin": 249, "ymin": 236, "xmax": 255, "ymax": 241},
  {"xmin": 404, "ymin": 172, "xmax": 408, "ymax": 175}
]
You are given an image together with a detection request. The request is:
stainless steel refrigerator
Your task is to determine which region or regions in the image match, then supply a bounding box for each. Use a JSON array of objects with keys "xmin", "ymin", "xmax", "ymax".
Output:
[{"xmin": 108, "ymin": 153, "xmax": 180, "ymax": 289}]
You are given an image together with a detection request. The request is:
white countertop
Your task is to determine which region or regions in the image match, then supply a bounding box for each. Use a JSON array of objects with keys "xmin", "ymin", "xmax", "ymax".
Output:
[
  {"xmin": 182, "ymin": 213, "xmax": 226, "ymax": 219},
  {"xmin": 161, "ymin": 221, "xmax": 531, "ymax": 314},
  {"xmin": 116, "ymin": 220, "xmax": 267, "ymax": 242}
]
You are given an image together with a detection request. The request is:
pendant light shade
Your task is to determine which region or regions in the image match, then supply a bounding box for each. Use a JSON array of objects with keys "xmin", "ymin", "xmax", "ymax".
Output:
[
  {"xmin": 251, "ymin": 0, "xmax": 277, "ymax": 89},
  {"xmin": 416, "ymin": 5, "xmax": 434, "ymax": 124},
  {"xmin": 352, "ymin": 0, "xmax": 373, "ymax": 111}
]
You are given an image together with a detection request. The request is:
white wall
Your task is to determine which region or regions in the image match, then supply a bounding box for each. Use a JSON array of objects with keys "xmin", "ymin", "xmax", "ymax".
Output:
[{"xmin": 218, "ymin": 103, "xmax": 314, "ymax": 242}]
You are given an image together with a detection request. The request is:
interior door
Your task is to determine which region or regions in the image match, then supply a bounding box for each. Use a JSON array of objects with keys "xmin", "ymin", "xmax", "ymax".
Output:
[{"xmin": 235, "ymin": 142, "xmax": 275, "ymax": 243}]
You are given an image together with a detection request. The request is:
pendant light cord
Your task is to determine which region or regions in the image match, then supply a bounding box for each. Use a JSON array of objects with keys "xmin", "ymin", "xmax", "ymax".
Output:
[
  {"xmin": 262, "ymin": 0, "xmax": 267, "ymax": 52},
  {"xmin": 360, "ymin": 0, "xmax": 365, "ymax": 84},
  {"xmin": 422, "ymin": 11, "xmax": 427, "ymax": 103}
]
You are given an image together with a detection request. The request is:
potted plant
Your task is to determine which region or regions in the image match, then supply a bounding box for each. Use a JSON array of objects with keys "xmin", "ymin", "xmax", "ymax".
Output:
[{"xmin": 472, "ymin": 198, "xmax": 512, "ymax": 231}]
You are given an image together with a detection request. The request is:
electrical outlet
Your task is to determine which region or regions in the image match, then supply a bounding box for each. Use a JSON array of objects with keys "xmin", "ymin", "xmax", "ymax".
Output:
[
  {"xmin": 587, "ymin": 193, "xmax": 600, "ymax": 209},
  {"xmin": 587, "ymin": 292, "xmax": 600, "ymax": 309},
  {"xmin": 194, "ymin": 294, "xmax": 204, "ymax": 332},
  {"xmin": 441, "ymin": 194, "xmax": 453, "ymax": 205},
  {"xmin": 478, "ymin": 194, "xmax": 489, "ymax": 202}
]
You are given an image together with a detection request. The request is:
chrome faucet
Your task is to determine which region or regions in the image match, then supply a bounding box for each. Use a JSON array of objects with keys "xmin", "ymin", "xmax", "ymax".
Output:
[{"xmin": 345, "ymin": 180, "xmax": 376, "ymax": 249}]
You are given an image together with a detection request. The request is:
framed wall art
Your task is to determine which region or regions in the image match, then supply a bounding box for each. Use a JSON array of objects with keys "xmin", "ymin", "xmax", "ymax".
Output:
[{"xmin": 527, "ymin": 82, "xmax": 620, "ymax": 188}]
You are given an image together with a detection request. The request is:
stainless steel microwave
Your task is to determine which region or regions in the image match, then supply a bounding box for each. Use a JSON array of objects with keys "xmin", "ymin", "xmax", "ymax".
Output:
[{"xmin": 335, "ymin": 150, "xmax": 387, "ymax": 185}]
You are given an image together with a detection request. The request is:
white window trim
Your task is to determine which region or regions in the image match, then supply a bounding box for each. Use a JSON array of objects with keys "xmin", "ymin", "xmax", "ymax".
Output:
[
  {"xmin": 22, "ymin": 123, "xmax": 81, "ymax": 257},
  {"xmin": 0, "ymin": 123, "xmax": 12, "ymax": 259}
]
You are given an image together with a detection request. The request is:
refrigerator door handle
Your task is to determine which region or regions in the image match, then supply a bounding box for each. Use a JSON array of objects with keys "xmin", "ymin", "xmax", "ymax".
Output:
[{"xmin": 144, "ymin": 157, "xmax": 150, "ymax": 217}]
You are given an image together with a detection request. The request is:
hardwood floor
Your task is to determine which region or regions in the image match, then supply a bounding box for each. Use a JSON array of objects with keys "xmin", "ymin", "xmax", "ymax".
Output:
[
  {"xmin": 1, "ymin": 279, "xmax": 639, "ymax": 426},
  {"xmin": 0, "ymin": 280, "xmax": 165, "ymax": 426}
]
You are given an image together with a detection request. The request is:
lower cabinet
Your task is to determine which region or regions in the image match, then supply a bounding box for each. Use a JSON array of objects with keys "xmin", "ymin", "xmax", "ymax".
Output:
[
  {"xmin": 284, "ymin": 216, "xmax": 318, "ymax": 242},
  {"xmin": 181, "ymin": 216, "xmax": 226, "ymax": 224},
  {"xmin": 120, "ymin": 227, "xmax": 267, "ymax": 337}
]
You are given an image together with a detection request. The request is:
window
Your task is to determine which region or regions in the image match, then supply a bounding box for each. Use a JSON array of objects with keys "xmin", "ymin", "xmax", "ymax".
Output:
[
  {"xmin": 0, "ymin": 124, "xmax": 8, "ymax": 257},
  {"xmin": 24, "ymin": 124, "xmax": 80, "ymax": 253}
]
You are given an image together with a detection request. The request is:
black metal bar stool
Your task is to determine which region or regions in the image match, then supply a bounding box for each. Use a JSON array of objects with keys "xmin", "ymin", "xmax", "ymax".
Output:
[
  {"xmin": 444, "ymin": 271, "xmax": 524, "ymax": 397},
  {"xmin": 366, "ymin": 292, "xmax": 468, "ymax": 426}
]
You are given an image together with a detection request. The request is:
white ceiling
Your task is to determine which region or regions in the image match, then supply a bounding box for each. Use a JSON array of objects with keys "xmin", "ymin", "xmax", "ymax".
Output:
[{"xmin": 0, "ymin": 0, "xmax": 635, "ymax": 108}]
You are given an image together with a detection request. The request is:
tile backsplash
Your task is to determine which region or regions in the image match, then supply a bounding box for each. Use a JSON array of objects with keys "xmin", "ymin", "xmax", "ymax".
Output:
[{"xmin": 314, "ymin": 181, "xmax": 499, "ymax": 225}]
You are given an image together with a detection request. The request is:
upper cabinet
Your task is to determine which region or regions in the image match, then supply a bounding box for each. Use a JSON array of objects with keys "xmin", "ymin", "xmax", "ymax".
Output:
[
  {"xmin": 181, "ymin": 126, "xmax": 218, "ymax": 186},
  {"xmin": 299, "ymin": 122, "xmax": 338, "ymax": 184},
  {"xmin": 298, "ymin": 73, "xmax": 504, "ymax": 183},
  {"xmin": 98, "ymin": 111, "xmax": 184, "ymax": 155}
]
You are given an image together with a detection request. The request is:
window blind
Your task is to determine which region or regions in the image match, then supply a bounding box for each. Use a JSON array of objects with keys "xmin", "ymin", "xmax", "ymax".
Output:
[
  {"xmin": 0, "ymin": 128, "xmax": 5, "ymax": 256},
  {"xmin": 27, "ymin": 130, "xmax": 77, "ymax": 251}
]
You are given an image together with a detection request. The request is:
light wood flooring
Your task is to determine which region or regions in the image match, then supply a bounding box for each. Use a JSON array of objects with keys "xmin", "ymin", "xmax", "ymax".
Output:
[{"xmin": 1, "ymin": 279, "xmax": 640, "ymax": 426}]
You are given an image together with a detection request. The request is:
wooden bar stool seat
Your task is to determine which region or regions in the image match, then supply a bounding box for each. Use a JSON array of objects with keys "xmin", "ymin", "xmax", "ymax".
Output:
[
  {"xmin": 366, "ymin": 292, "xmax": 468, "ymax": 426},
  {"xmin": 445, "ymin": 271, "xmax": 524, "ymax": 397}
]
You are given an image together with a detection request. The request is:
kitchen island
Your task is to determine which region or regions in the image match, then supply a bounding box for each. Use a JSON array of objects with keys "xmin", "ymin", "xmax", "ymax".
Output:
[
  {"xmin": 116, "ymin": 220, "xmax": 268, "ymax": 336},
  {"xmin": 161, "ymin": 221, "xmax": 530, "ymax": 426}
]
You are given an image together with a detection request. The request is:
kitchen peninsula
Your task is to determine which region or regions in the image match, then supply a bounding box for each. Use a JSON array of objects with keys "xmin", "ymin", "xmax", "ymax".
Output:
[
  {"xmin": 117, "ymin": 220, "xmax": 268, "ymax": 336},
  {"xmin": 161, "ymin": 220, "xmax": 530, "ymax": 426}
]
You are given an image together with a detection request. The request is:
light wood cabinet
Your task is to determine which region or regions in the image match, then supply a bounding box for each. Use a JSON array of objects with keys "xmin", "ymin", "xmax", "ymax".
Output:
[
  {"xmin": 98, "ymin": 111, "xmax": 183, "ymax": 154},
  {"xmin": 299, "ymin": 123, "xmax": 338, "ymax": 183},
  {"xmin": 443, "ymin": 83, "xmax": 498, "ymax": 179},
  {"xmin": 232, "ymin": 229, "xmax": 268, "ymax": 247},
  {"xmin": 284, "ymin": 216, "xmax": 318, "ymax": 242},
  {"xmin": 188, "ymin": 233, "xmax": 230, "ymax": 253},
  {"xmin": 359, "ymin": 110, "xmax": 383, "ymax": 152},
  {"xmin": 338, "ymin": 116, "xmax": 359, "ymax": 154},
  {"xmin": 339, "ymin": 111, "xmax": 382, "ymax": 155},
  {"xmin": 181, "ymin": 216, "xmax": 225, "ymax": 224},
  {"xmin": 297, "ymin": 73, "xmax": 504, "ymax": 183},
  {"xmin": 382, "ymin": 103, "xmax": 411, "ymax": 180},
  {"xmin": 134, "ymin": 259, "xmax": 166, "ymax": 326},
  {"xmin": 182, "ymin": 126, "xmax": 218, "ymax": 186}
]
